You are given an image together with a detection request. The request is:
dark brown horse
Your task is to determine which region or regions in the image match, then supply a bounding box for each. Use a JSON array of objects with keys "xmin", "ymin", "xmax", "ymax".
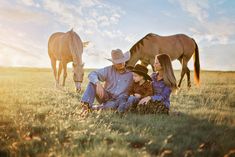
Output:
[{"xmin": 126, "ymin": 33, "xmax": 200, "ymax": 87}]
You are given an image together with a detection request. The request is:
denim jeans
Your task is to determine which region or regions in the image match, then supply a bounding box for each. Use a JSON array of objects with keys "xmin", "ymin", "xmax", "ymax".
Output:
[
  {"xmin": 81, "ymin": 82, "xmax": 127, "ymax": 110},
  {"xmin": 81, "ymin": 82, "xmax": 112, "ymax": 108},
  {"xmin": 117, "ymin": 95, "xmax": 140, "ymax": 113}
]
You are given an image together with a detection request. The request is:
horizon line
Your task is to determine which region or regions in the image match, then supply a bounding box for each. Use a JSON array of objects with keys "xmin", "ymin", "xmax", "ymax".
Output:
[{"xmin": 0, "ymin": 66, "xmax": 234, "ymax": 72}]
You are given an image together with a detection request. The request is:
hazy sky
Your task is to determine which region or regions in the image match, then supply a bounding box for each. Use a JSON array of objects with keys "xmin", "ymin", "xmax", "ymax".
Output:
[{"xmin": 0, "ymin": 0, "xmax": 235, "ymax": 70}]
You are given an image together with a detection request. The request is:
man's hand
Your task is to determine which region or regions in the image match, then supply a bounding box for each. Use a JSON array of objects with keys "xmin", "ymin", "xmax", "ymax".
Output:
[
  {"xmin": 138, "ymin": 96, "xmax": 151, "ymax": 105},
  {"xmin": 96, "ymin": 82, "xmax": 104, "ymax": 99},
  {"xmin": 134, "ymin": 93, "xmax": 141, "ymax": 99}
]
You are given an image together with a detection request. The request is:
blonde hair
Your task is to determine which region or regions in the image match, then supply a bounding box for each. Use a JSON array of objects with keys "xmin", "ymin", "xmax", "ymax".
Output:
[{"xmin": 156, "ymin": 54, "xmax": 178, "ymax": 93}]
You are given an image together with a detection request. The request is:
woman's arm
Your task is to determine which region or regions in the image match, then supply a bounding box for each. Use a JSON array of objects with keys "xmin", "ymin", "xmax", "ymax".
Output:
[{"xmin": 151, "ymin": 86, "xmax": 171, "ymax": 102}]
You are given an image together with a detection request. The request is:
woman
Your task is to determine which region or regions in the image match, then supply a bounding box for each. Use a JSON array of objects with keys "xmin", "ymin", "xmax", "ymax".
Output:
[{"xmin": 138, "ymin": 54, "xmax": 177, "ymax": 114}]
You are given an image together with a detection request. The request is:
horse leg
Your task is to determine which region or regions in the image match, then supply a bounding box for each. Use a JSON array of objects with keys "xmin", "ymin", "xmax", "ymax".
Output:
[
  {"xmin": 57, "ymin": 61, "xmax": 63, "ymax": 85},
  {"xmin": 178, "ymin": 70, "xmax": 185, "ymax": 88},
  {"xmin": 62, "ymin": 62, "xmax": 67, "ymax": 86},
  {"xmin": 182, "ymin": 56, "xmax": 191, "ymax": 88},
  {"xmin": 50, "ymin": 57, "xmax": 58, "ymax": 87},
  {"xmin": 186, "ymin": 67, "xmax": 191, "ymax": 88},
  {"xmin": 178, "ymin": 57, "xmax": 187, "ymax": 88}
]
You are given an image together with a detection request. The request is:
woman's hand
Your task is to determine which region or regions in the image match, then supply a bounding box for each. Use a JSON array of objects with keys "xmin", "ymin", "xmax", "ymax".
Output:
[
  {"xmin": 138, "ymin": 96, "xmax": 151, "ymax": 105},
  {"xmin": 96, "ymin": 82, "xmax": 104, "ymax": 99}
]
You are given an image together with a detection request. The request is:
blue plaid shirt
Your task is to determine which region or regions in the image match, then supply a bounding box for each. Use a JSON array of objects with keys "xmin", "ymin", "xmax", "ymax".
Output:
[
  {"xmin": 88, "ymin": 65, "xmax": 133, "ymax": 99},
  {"xmin": 151, "ymin": 73, "xmax": 172, "ymax": 108}
]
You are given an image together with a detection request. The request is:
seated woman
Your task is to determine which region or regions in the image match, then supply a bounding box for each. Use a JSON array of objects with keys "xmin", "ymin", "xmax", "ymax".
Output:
[{"xmin": 139, "ymin": 54, "xmax": 177, "ymax": 114}]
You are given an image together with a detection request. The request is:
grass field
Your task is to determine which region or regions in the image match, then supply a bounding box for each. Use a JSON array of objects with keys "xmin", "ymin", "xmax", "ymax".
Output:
[{"xmin": 0, "ymin": 67, "xmax": 235, "ymax": 157}]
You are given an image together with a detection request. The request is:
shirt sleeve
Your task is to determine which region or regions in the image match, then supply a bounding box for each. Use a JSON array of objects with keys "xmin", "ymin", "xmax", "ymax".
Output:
[
  {"xmin": 88, "ymin": 66, "xmax": 109, "ymax": 84},
  {"xmin": 151, "ymin": 85, "xmax": 171, "ymax": 102}
]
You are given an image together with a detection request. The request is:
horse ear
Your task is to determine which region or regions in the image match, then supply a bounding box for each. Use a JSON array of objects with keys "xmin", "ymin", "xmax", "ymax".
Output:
[
  {"xmin": 82, "ymin": 63, "xmax": 85, "ymax": 67},
  {"xmin": 73, "ymin": 63, "xmax": 77, "ymax": 67},
  {"xmin": 83, "ymin": 41, "xmax": 89, "ymax": 47}
]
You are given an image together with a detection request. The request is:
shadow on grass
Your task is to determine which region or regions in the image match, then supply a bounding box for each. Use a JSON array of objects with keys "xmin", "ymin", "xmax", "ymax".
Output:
[
  {"xmin": 147, "ymin": 113, "xmax": 234, "ymax": 157},
  {"xmin": 0, "ymin": 111, "xmax": 235, "ymax": 157},
  {"xmin": 90, "ymin": 111, "xmax": 235, "ymax": 157}
]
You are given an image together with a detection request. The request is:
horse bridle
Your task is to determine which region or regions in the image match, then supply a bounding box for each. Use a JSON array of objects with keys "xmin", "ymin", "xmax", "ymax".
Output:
[
  {"xmin": 73, "ymin": 63, "xmax": 84, "ymax": 83},
  {"xmin": 74, "ymin": 80, "xmax": 83, "ymax": 83}
]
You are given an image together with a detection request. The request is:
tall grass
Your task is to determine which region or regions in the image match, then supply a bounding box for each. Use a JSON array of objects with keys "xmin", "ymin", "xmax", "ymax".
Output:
[{"xmin": 0, "ymin": 67, "xmax": 234, "ymax": 157}]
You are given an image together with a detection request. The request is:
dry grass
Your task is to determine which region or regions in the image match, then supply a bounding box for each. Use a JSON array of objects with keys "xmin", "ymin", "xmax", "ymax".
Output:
[{"xmin": 0, "ymin": 67, "xmax": 235, "ymax": 157}]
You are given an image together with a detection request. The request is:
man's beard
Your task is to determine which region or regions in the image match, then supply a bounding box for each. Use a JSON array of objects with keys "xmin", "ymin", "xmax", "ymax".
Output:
[{"xmin": 116, "ymin": 67, "xmax": 126, "ymax": 73}]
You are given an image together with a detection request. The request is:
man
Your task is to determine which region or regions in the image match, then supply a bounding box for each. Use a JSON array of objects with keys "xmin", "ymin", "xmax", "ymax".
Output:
[{"xmin": 80, "ymin": 49, "xmax": 133, "ymax": 115}]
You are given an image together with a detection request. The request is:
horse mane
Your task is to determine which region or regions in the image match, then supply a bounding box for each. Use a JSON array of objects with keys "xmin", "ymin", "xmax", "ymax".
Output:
[
  {"xmin": 68, "ymin": 30, "xmax": 83, "ymax": 65},
  {"xmin": 130, "ymin": 33, "xmax": 156, "ymax": 54}
]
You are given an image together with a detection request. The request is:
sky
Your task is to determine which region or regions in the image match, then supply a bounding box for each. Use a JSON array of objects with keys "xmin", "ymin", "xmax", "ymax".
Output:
[{"xmin": 0, "ymin": 0, "xmax": 235, "ymax": 71}]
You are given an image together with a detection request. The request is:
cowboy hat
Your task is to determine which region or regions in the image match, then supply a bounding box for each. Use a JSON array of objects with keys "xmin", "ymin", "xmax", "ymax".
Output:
[
  {"xmin": 131, "ymin": 64, "xmax": 152, "ymax": 81},
  {"xmin": 106, "ymin": 49, "xmax": 130, "ymax": 64}
]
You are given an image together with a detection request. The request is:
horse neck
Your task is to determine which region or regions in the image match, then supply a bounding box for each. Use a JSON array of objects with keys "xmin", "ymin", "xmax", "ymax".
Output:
[
  {"xmin": 69, "ymin": 32, "xmax": 83, "ymax": 65},
  {"xmin": 72, "ymin": 53, "xmax": 82, "ymax": 65},
  {"xmin": 128, "ymin": 35, "xmax": 149, "ymax": 66},
  {"xmin": 128, "ymin": 49, "xmax": 140, "ymax": 66}
]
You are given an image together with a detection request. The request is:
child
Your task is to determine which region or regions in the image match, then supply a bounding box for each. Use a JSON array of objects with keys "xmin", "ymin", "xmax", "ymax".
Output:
[
  {"xmin": 138, "ymin": 54, "xmax": 177, "ymax": 114},
  {"xmin": 117, "ymin": 64, "xmax": 153, "ymax": 113}
]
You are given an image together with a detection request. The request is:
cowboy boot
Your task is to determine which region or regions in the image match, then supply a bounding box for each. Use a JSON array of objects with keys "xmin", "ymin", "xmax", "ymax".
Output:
[{"xmin": 80, "ymin": 102, "xmax": 92, "ymax": 116}]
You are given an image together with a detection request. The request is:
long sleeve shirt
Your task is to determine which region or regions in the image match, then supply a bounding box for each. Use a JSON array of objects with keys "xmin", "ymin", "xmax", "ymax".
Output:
[
  {"xmin": 128, "ymin": 81, "xmax": 153, "ymax": 98},
  {"xmin": 151, "ymin": 73, "xmax": 172, "ymax": 108},
  {"xmin": 88, "ymin": 65, "xmax": 133, "ymax": 98}
]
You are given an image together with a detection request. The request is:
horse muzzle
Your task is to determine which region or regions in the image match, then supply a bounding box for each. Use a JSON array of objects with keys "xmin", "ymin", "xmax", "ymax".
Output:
[{"xmin": 75, "ymin": 82, "xmax": 82, "ymax": 93}]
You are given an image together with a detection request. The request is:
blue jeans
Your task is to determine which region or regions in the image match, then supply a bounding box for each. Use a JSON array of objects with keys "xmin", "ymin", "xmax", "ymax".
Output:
[
  {"xmin": 101, "ymin": 94, "xmax": 127, "ymax": 110},
  {"xmin": 81, "ymin": 82, "xmax": 127, "ymax": 110},
  {"xmin": 117, "ymin": 95, "xmax": 140, "ymax": 113},
  {"xmin": 81, "ymin": 82, "xmax": 112, "ymax": 108}
]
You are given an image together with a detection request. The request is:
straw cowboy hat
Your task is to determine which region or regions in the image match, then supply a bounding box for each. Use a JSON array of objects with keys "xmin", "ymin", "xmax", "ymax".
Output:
[
  {"xmin": 107, "ymin": 49, "xmax": 130, "ymax": 64},
  {"xmin": 131, "ymin": 64, "xmax": 152, "ymax": 81}
]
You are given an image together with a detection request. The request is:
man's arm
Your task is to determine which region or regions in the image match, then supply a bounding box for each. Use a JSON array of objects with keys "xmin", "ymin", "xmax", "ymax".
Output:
[
  {"xmin": 88, "ymin": 66, "xmax": 109, "ymax": 84},
  {"xmin": 88, "ymin": 66, "xmax": 110, "ymax": 99}
]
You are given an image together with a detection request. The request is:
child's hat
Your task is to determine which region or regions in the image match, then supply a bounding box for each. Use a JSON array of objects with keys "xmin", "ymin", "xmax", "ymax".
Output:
[{"xmin": 131, "ymin": 64, "xmax": 152, "ymax": 81}]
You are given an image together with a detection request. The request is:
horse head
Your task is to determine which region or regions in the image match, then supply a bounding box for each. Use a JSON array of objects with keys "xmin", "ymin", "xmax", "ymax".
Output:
[
  {"xmin": 125, "ymin": 49, "xmax": 140, "ymax": 70},
  {"xmin": 73, "ymin": 62, "xmax": 84, "ymax": 92}
]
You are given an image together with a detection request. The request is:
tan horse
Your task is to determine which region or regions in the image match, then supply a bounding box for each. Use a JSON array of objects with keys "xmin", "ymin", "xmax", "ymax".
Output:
[
  {"xmin": 48, "ymin": 29, "xmax": 88, "ymax": 92},
  {"xmin": 126, "ymin": 33, "xmax": 200, "ymax": 88}
]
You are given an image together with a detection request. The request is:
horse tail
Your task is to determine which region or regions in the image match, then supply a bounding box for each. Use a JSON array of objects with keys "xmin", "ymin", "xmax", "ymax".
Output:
[{"xmin": 192, "ymin": 38, "xmax": 200, "ymax": 86}]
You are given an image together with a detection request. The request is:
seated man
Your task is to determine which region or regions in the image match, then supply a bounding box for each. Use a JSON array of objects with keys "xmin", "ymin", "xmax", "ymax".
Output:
[{"xmin": 80, "ymin": 49, "xmax": 133, "ymax": 115}]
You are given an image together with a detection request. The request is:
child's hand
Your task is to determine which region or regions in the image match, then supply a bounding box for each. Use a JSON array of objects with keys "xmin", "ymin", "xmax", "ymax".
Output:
[
  {"xmin": 134, "ymin": 93, "xmax": 141, "ymax": 98},
  {"xmin": 138, "ymin": 96, "xmax": 151, "ymax": 105}
]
